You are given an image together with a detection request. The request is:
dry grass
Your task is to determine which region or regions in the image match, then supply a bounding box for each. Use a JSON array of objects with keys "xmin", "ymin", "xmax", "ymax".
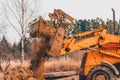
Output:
[
  {"xmin": 1, "ymin": 56, "xmax": 82, "ymax": 73},
  {"xmin": 45, "ymin": 56, "xmax": 81, "ymax": 73},
  {"xmin": 44, "ymin": 50, "xmax": 84, "ymax": 73},
  {"xmin": 0, "ymin": 50, "xmax": 83, "ymax": 80},
  {"xmin": 0, "ymin": 50, "xmax": 83, "ymax": 79},
  {"xmin": 0, "ymin": 50, "xmax": 83, "ymax": 73},
  {"xmin": 0, "ymin": 60, "xmax": 30, "ymax": 71}
]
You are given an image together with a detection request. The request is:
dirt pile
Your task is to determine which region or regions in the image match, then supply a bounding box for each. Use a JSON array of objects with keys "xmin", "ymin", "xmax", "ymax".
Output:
[{"xmin": 4, "ymin": 66, "xmax": 36, "ymax": 80}]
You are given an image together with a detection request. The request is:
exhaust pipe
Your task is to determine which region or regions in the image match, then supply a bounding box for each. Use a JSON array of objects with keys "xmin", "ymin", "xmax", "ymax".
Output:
[{"xmin": 112, "ymin": 8, "xmax": 115, "ymax": 34}]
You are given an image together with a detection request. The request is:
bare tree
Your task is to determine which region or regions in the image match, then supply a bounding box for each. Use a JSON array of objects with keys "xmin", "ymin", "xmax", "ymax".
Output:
[{"xmin": 4, "ymin": 0, "xmax": 40, "ymax": 63}]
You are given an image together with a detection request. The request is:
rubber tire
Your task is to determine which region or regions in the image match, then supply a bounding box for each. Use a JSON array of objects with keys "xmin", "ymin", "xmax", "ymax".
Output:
[
  {"xmin": 87, "ymin": 66, "xmax": 117, "ymax": 80},
  {"xmin": 79, "ymin": 75, "xmax": 86, "ymax": 80}
]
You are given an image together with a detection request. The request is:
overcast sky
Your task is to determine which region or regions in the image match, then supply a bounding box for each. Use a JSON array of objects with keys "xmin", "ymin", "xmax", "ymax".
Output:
[
  {"xmin": 40, "ymin": 0, "xmax": 120, "ymax": 20},
  {"xmin": 1, "ymin": 0, "xmax": 120, "ymax": 43}
]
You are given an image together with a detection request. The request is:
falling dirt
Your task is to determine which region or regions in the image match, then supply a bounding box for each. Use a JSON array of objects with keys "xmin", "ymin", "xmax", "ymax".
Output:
[{"xmin": 29, "ymin": 36, "xmax": 50, "ymax": 80}]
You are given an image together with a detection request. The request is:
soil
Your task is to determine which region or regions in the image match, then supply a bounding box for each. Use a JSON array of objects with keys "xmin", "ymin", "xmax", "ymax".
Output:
[{"xmin": 4, "ymin": 66, "xmax": 36, "ymax": 80}]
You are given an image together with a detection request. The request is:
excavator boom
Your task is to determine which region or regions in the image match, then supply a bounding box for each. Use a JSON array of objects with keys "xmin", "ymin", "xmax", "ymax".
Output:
[{"xmin": 30, "ymin": 9, "xmax": 120, "ymax": 56}]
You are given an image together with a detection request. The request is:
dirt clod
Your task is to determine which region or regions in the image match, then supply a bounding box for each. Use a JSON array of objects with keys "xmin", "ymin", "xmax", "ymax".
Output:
[{"xmin": 4, "ymin": 66, "xmax": 35, "ymax": 80}]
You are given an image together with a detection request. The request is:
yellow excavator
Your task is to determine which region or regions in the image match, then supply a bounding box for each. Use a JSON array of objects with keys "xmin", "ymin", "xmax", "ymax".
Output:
[{"xmin": 29, "ymin": 9, "xmax": 120, "ymax": 80}]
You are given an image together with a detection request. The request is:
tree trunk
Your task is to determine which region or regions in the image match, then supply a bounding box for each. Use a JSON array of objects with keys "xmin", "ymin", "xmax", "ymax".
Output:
[
  {"xmin": 5, "ymin": 0, "xmax": 40, "ymax": 63},
  {"xmin": 21, "ymin": 0, "xmax": 25, "ymax": 64},
  {"xmin": 21, "ymin": 36, "xmax": 24, "ymax": 63}
]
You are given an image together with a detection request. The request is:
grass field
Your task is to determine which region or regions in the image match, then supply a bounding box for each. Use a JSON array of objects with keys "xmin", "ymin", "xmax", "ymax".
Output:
[
  {"xmin": 0, "ymin": 50, "xmax": 85, "ymax": 80},
  {"xmin": 45, "ymin": 56, "xmax": 81, "ymax": 73}
]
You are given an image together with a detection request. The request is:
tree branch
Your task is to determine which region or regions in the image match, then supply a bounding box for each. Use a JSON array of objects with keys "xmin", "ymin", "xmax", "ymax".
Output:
[
  {"xmin": 6, "ymin": 0, "xmax": 22, "ymax": 28},
  {"xmin": 24, "ymin": 0, "xmax": 39, "ymax": 24},
  {"xmin": 5, "ymin": 9, "xmax": 21, "ymax": 37}
]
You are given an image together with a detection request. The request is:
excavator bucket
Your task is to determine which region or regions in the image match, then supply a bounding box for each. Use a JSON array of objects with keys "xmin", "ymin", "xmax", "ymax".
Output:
[
  {"xmin": 30, "ymin": 16, "xmax": 57, "ymax": 38},
  {"xmin": 48, "ymin": 27, "xmax": 65, "ymax": 56},
  {"xmin": 30, "ymin": 16, "xmax": 66, "ymax": 56}
]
